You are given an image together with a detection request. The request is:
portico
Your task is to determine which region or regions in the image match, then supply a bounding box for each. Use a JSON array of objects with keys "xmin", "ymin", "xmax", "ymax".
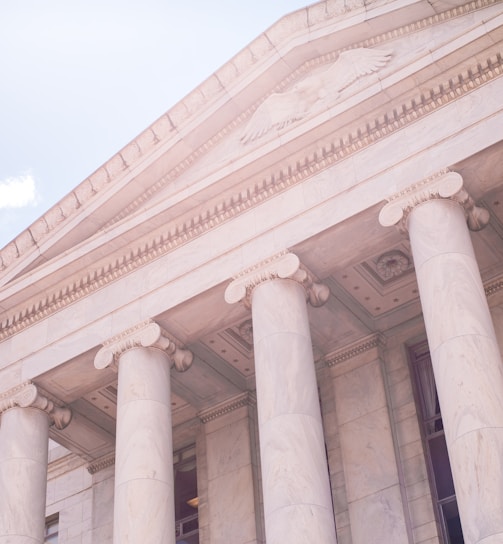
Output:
[{"xmin": 0, "ymin": 1, "xmax": 503, "ymax": 544}]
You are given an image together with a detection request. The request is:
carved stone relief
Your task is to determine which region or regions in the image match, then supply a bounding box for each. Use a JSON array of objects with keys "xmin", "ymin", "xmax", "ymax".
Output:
[{"xmin": 240, "ymin": 48, "xmax": 392, "ymax": 144}]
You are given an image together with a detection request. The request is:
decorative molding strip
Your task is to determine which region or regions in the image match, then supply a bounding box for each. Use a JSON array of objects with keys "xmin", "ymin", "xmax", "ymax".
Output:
[
  {"xmin": 94, "ymin": 320, "xmax": 193, "ymax": 372},
  {"xmin": 224, "ymin": 251, "xmax": 329, "ymax": 308},
  {"xmin": 198, "ymin": 392, "xmax": 256, "ymax": 423},
  {"xmin": 88, "ymin": 442, "xmax": 203, "ymax": 474},
  {"xmin": 0, "ymin": 0, "xmax": 497, "ymax": 274},
  {"xmin": 87, "ymin": 453, "xmax": 116, "ymax": 475},
  {"xmin": 324, "ymin": 334, "xmax": 384, "ymax": 367},
  {"xmin": 485, "ymin": 278, "xmax": 503, "ymax": 297},
  {"xmin": 1, "ymin": 52, "xmax": 502, "ymax": 341},
  {"xmin": 0, "ymin": 382, "xmax": 72, "ymax": 430},
  {"xmin": 104, "ymin": 0, "xmax": 498, "ymax": 227},
  {"xmin": 379, "ymin": 170, "xmax": 490, "ymax": 232}
]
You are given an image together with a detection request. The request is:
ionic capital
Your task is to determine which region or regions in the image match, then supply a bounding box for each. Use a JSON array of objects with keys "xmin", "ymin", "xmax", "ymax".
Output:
[
  {"xmin": 224, "ymin": 251, "xmax": 330, "ymax": 308},
  {"xmin": 379, "ymin": 170, "xmax": 490, "ymax": 232},
  {"xmin": 94, "ymin": 320, "xmax": 193, "ymax": 373},
  {"xmin": 0, "ymin": 382, "xmax": 72, "ymax": 430}
]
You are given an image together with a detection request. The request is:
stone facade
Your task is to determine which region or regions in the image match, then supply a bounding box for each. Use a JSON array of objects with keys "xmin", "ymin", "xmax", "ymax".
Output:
[{"xmin": 1, "ymin": 1, "xmax": 503, "ymax": 543}]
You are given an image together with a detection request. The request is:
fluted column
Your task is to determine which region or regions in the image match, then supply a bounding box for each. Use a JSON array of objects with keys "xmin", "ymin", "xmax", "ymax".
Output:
[
  {"xmin": 225, "ymin": 252, "xmax": 337, "ymax": 544},
  {"xmin": 95, "ymin": 320, "xmax": 193, "ymax": 544},
  {"xmin": 380, "ymin": 170, "xmax": 503, "ymax": 544},
  {"xmin": 0, "ymin": 382, "xmax": 72, "ymax": 544}
]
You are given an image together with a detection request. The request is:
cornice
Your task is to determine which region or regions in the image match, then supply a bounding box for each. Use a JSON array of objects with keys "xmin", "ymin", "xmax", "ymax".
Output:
[
  {"xmin": 0, "ymin": 382, "xmax": 72, "ymax": 430},
  {"xmin": 101, "ymin": 0, "xmax": 499, "ymax": 228},
  {"xmin": 1, "ymin": 42, "xmax": 502, "ymax": 341},
  {"xmin": 87, "ymin": 453, "xmax": 115, "ymax": 475},
  {"xmin": 486, "ymin": 277, "xmax": 503, "ymax": 297},
  {"xmin": 198, "ymin": 392, "xmax": 256, "ymax": 424},
  {"xmin": 0, "ymin": 0, "xmax": 497, "ymax": 275},
  {"xmin": 324, "ymin": 334, "xmax": 384, "ymax": 367}
]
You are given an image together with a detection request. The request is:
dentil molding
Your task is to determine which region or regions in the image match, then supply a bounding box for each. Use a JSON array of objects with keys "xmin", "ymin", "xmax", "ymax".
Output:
[
  {"xmin": 87, "ymin": 453, "xmax": 116, "ymax": 475},
  {"xmin": 1, "ymin": 45, "xmax": 502, "ymax": 340},
  {"xmin": 94, "ymin": 320, "xmax": 194, "ymax": 372},
  {"xmin": 0, "ymin": 382, "xmax": 72, "ymax": 430},
  {"xmin": 198, "ymin": 392, "xmax": 256, "ymax": 424},
  {"xmin": 224, "ymin": 251, "xmax": 330, "ymax": 308},
  {"xmin": 0, "ymin": 0, "xmax": 499, "ymax": 277},
  {"xmin": 324, "ymin": 333, "xmax": 384, "ymax": 367}
]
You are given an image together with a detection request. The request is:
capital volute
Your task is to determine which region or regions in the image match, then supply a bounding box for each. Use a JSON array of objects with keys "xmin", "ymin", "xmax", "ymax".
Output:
[
  {"xmin": 224, "ymin": 251, "xmax": 330, "ymax": 308},
  {"xmin": 94, "ymin": 320, "xmax": 194, "ymax": 373},
  {"xmin": 379, "ymin": 170, "xmax": 490, "ymax": 233},
  {"xmin": 0, "ymin": 382, "xmax": 72, "ymax": 430}
]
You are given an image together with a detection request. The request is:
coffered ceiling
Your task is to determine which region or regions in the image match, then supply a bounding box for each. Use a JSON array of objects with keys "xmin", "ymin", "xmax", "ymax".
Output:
[{"xmin": 36, "ymin": 140, "xmax": 503, "ymax": 462}]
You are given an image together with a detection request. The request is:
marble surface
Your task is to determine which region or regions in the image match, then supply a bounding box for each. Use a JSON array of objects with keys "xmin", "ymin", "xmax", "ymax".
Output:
[
  {"xmin": 334, "ymin": 357, "xmax": 408, "ymax": 543},
  {"xmin": 251, "ymin": 278, "xmax": 337, "ymax": 543},
  {"xmin": 113, "ymin": 346, "xmax": 176, "ymax": 544},
  {"xmin": 408, "ymin": 195, "xmax": 503, "ymax": 544},
  {"xmin": 0, "ymin": 407, "xmax": 49, "ymax": 544},
  {"xmin": 8, "ymin": 76, "xmax": 503, "ymax": 389},
  {"xmin": 0, "ymin": 3, "xmax": 501, "ymax": 544},
  {"xmin": 205, "ymin": 407, "xmax": 258, "ymax": 544}
]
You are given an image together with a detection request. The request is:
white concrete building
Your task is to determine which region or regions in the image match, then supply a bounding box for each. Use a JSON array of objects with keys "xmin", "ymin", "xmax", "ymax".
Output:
[{"xmin": 1, "ymin": 1, "xmax": 503, "ymax": 543}]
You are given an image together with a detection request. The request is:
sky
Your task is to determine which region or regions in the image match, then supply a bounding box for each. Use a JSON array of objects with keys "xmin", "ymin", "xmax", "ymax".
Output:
[{"xmin": 0, "ymin": 1, "xmax": 312, "ymax": 249}]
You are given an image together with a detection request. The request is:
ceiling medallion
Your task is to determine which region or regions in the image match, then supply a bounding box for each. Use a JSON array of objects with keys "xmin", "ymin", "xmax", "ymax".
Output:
[
  {"xmin": 376, "ymin": 250, "xmax": 410, "ymax": 280},
  {"xmin": 238, "ymin": 319, "xmax": 254, "ymax": 345}
]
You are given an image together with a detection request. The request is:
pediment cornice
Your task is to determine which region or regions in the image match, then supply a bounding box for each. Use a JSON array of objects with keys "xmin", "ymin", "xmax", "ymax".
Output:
[
  {"xmin": 0, "ymin": 0, "xmax": 497, "ymax": 285},
  {"xmin": 0, "ymin": 44, "xmax": 502, "ymax": 342}
]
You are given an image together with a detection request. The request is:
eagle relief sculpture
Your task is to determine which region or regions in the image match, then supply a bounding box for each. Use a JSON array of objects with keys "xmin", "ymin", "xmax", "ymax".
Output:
[{"xmin": 240, "ymin": 47, "xmax": 392, "ymax": 144}]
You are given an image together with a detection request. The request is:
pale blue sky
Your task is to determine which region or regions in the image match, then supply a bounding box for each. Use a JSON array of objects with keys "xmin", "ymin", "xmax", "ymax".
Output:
[{"xmin": 0, "ymin": 1, "xmax": 311, "ymax": 248}]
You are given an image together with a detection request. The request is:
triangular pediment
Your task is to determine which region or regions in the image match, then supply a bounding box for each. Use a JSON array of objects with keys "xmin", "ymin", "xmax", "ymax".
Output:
[{"xmin": 0, "ymin": 0, "xmax": 501, "ymax": 312}]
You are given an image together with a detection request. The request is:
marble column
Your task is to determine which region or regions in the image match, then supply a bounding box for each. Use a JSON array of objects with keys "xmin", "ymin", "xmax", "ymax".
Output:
[
  {"xmin": 0, "ymin": 382, "xmax": 72, "ymax": 544},
  {"xmin": 225, "ymin": 252, "xmax": 337, "ymax": 544},
  {"xmin": 95, "ymin": 320, "xmax": 193, "ymax": 544},
  {"xmin": 380, "ymin": 170, "xmax": 503, "ymax": 544}
]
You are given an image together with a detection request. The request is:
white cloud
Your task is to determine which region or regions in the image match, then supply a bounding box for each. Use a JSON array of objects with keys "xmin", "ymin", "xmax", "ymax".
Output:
[{"xmin": 0, "ymin": 175, "xmax": 38, "ymax": 209}]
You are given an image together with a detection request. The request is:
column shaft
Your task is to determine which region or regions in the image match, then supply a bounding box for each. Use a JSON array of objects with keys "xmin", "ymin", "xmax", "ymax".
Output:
[
  {"xmin": 0, "ymin": 407, "xmax": 49, "ymax": 544},
  {"xmin": 114, "ymin": 346, "xmax": 175, "ymax": 544},
  {"xmin": 251, "ymin": 278, "xmax": 337, "ymax": 543},
  {"xmin": 408, "ymin": 198, "xmax": 503, "ymax": 544}
]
